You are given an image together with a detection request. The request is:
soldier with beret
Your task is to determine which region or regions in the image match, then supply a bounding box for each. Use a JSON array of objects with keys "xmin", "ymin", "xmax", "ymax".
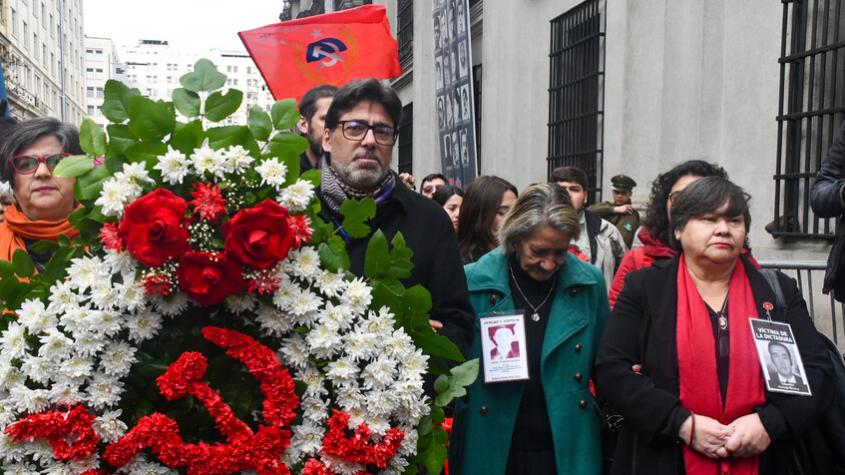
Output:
[{"xmin": 588, "ymin": 174, "xmax": 640, "ymax": 248}]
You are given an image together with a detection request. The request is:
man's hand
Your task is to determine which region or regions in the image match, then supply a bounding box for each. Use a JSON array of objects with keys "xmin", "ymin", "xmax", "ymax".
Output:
[
  {"xmin": 429, "ymin": 319, "xmax": 443, "ymax": 332},
  {"xmin": 399, "ymin": 173, "xmax": 415, "ymax": 190},
  {"xmin": 679, "ymin": 414, "xmax": 734, "ymax": 459},
  {"xmin": 724, "ymin": 413, "xmax": 771, "ymax": 458},
  {"xmin": 613, "ymin": 204, "xmax": 635, "ymax": 214}
]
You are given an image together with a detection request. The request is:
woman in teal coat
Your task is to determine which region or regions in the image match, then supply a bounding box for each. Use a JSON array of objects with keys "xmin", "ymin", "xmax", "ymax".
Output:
[{"xmin": 449, "ymin": 183, "xmax": 610, "ymax": 475}]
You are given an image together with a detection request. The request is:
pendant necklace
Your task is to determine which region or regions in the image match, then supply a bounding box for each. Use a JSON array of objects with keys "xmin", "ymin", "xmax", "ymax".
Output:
[
  {"xmin": 717, "ymin": 293, "xmax": 729, "ymax": 330},
  {"xmin": 509, "ymin": 264, "xmax": 557, "ymax": 322}
]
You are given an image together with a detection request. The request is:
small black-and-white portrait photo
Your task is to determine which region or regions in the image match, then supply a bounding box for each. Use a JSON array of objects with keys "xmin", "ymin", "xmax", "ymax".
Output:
[
  {"xmin": 437, "ymin": 96, "xmax": 445, "ymax": 129},
  {"xmin": 460, "ymin": 129, "xmax": 469, "ymax": 166},
  {"xmin": 458, "ymin": 42, "xmax": 469, "ymax": 79},
  {"xmin": 461, "ymin": 84, "xmax": 471, "ymax": 120},
  {"xmin": 451, "ymin": 131, "xmax": 460, "ymax": 167},
  {"xmin": 435, "ymin": 56, "xmax": 444, "ymax": 90},
  {"xmin": 456, "ymin": 0, "xmax": 466, "ymax": 35}
]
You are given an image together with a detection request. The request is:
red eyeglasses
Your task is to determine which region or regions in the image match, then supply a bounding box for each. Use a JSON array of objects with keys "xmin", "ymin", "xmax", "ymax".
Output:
[{"xmin": 8, "ymin": 153, "xmax": 71, "ymax": 174}]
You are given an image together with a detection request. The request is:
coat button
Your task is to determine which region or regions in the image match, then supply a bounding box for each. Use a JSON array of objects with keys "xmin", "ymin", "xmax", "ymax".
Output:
[
  {"xmin": 479, "ymin": 405, "xmax": 489, "ymax": 416},
  {"xmin": 569, "ymin": 287, "xmax": 579, "ymax": 296},
  {"xmin": 578, "ymin": 400, "xmax": 588, "ymax": 410},
  {"xmin": 575, "ymin": 344, "xmax": 583, "ymax": 353},
  {"xmin": 574, "ymin": 372, "xmax": 583, "ymax": 382},
  {"xmin": 488, "ymin": 293, "xmax": 498, "ymax": 305}
]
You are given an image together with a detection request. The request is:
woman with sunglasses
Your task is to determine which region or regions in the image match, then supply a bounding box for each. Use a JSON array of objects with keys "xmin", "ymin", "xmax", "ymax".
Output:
[{"xmin": 0, "ymin": 117, "xmax": 81, "ymax": 265}]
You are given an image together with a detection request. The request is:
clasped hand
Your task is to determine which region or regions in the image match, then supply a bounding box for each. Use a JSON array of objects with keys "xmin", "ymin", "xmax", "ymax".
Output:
[{"xmin": 679, "ymin": 413, "xmax": 770, "ymax": 459}]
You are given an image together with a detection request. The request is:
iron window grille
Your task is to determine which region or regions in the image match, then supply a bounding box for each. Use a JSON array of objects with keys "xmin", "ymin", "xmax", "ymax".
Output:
[
  {"xmin": 547, "ymin": 0, "xmax": 606, "ymax": 202},
  {"xmin": 397, "ymin": 0, "xmax": 413, "ymax": 70},
  {"xmin": 771, "ymin": 0, "xmax": 845, "ymax": 240},
  {"xmin": 398, "ymin": 103, "xmax": 413, "ymax": 175}
]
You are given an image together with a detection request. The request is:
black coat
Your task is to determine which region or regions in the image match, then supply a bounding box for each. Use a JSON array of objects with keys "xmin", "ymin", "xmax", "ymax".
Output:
[
  {"xmin": 318, "ymin": 181, "xmax": 475, "ymax": 356},
  {"xmin": 810, "ymin": 121, "xmax": 845, "ymax": 299},
  {"xmin": 595, "ymin": 256, "xmax": 835, "ymax": 475}
]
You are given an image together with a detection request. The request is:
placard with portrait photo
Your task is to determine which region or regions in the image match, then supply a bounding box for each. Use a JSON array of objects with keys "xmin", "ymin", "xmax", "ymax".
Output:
[
  {"xmin": 749, "ymin": 318, "xmax": 812, "ymax": 396},
  {"xmin": 480, "ymin": 312, "xmax": 529, "ymax": 383}
]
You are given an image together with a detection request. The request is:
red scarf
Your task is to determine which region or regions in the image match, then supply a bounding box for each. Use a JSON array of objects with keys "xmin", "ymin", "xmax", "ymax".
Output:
[{"xmin": 676, "ymin": 255, "xmax": 766, "ymax": 475}]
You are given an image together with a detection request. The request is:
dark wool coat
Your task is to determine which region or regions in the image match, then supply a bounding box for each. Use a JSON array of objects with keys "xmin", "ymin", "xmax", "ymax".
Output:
[
  {"xmin": 318, "ymin": 181, "xmax": 475, "ymax": 356},
  {"xmin": 810, "ymin": 121, "xmax": 845, "ymax": 300},
  {"xmin": 595, "ymin": 255, "xmax": 835, "ymax": 475}
]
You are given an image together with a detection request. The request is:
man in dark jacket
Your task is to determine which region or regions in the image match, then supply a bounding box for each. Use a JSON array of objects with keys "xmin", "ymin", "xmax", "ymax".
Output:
[
  {"xmin": 588, "ymin": 174, "xmax": 640, "ymax": 248},
  {"xmin": 810, "ymin": 121, "xmax": 845, "ymax": 301},
  {"xmin": 296, "ymin": 84, "xmax": 337, "ymax": 172},
  {"xmin": 317, "ymin": 78, "xmax": 474, "ymax": 356}
]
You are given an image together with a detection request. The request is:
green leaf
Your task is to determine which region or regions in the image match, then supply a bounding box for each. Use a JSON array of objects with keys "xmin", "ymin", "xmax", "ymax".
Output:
[
  {"xmin": 247, "ymin": 106, "xmax": 272, "ymax": 142},
  {"xmin": 268, "ymin": 131, "xmax": 308, "ymax": 157},
  {"xmin": 431, "ymin": 404, "xmax": 446, "ymax": 424},
  {"xmin": 364, "ymin": 230, "xmax": 390, "ymax": 278},
  {"xmin": 127, "ymin": 96, "xmax": 176, "ymax": 142},
  {"xmin": 205, "ymin": 89, "xmax": 243, "ymax": 122},
  {"xmin": 420, "ymin": 435, "xmax": 448, "ymax": 475},
  {"xmin": 171, "ymin": 120, "xmax": 205, "ymax": 154},
  {"xmin": 339, "ymin": 198, "xmax": 376, "ymax": 239},
  {"xmin": 301, "ymin": 168, "xmax": 321, "ymax": 188},
  {"xmin": 389, "ymin": 232, "xmax": 414, "ymax": 280},
  {"xmin": 271, "ymin": 98, "xmax": 299, "ymax": 130},
  {"xmin": 80, "ymin": 118, "xmax": 107, "ymax": 157},
  {"xmin": 101, "ymin": 80, "xmax": 141, "ymax": 123},
  {"xmin": 402, "ymin": 285, "xmax": 433, "ymax": 316},
  {"xmin": 417, "ymin": 415, "xmax": 434, "ymax": 436},
  {"xmin": 172, "ymin": 88, "xmax": 201, "ymax": 117},
  {"xmin": 75, "ymin": 163, "xmax": 112, "ymax": 200},
  {"xmin": 433, "ymin": 374, "xmax": 449, "ymax": 394},
  {"xmin": 29, "ymin": 240, "xmax": 58, "ymax": 255},
  {"xmin": 106, "ymin": 124, "xmax": 137, "ymax": 158},
  {"xmin": 206, "ymin": 126, "xmax": 259, "ymax": 156},
  {"xmin": 12, "ymin": 249, "xmax": 34, "ymax": 278},
  {"xmin": 40, "ymin": 247, "xmax": 73, "ymax": 284},
  {"xmin": 53, "ymin": 155, "xmax": 93, "ymax": 178},
  {"xmin": 125, "ymin": 142, "xmax": 167, "ymax": 168},
  {"xmin": 413, "ymin": 328, "xmax": 465, "ymax": 364},
  {"xmin": 180, "ymin": 58, "xmax": 227, "ymax": 93},
  {"xmin": 318, "ymin": 236, "xmax": 350, "ymax": 273},
  {"xmin": 0, "ymin": 260, "xmax": 14, "ymax": 278},
  {"xmin": 450, "ymin": 358, "xmax": 480, "ymax": 387}
]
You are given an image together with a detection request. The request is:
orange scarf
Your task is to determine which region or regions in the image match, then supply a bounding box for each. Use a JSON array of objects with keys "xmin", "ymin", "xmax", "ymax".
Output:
[
  {"xmin": 0, "ymin": 205, "xmax": 80, "ymax": 261},
  {"xmin": 676, "ymin": 255, "xmax": 766, "ymax": 475}
]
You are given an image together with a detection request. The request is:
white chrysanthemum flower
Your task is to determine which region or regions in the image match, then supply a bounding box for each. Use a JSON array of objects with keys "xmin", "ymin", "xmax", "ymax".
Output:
[
  {"xmin": 384, "ymin": 330, "xmax": 417, "ymax": 360},
  {"xmin": 255, "ymin": 304, "xmax": 294, "ymax": 337},
  {"xmin": 103, "ymin": 249, "xmax": 138, "ymax": 276},
  {"xmin": 224, "ymin": 145, "xmax": 254, "ymax": 171},
  {"xmin": 85, "ymin": 310, "xmax": 123, "ymax": 338},
  {"xmin": 47, "ymin": 280, "xmax": 80, "ymax": 315},
  {"xmin": 399, "ymin": 428, "xmax": 419, "ymax": 456},
  {"xmin": 287, "ymin": 247, "xmax": 321, "ymax": 282},
  {"xmin": 190, "ymin": 141, "xmax": 227, "ymax": 178},
  {"xmin": 321, "ymin": 302, "xmax": 354, "ymax": 332},
  {"xmin": 255, "ymin": 157, "xmax": 288, "ymax": 188},
  {"xmin": 340, "ymin": 277, "xmax": 373, "ymax": 315},
  {"xmin": 225, "ymin": 293, "xmax": 257, "ymax": 315},
  {"xmin": 278, "ymin": 179, "xmax": 315, "ymax": 212},
  {"xmin": 115, "ymin": 279, "xmax": 146, "ymax": 313},
  {"xmin": 363, "ymin": 307, "xmax": 395, "ymax": 337},
  {"xmin": 1, "ymin": 461, "xmax": 37, "ymax": 474},
  {"xmin": 300, "ymin": 395, "xmax": 329, "ymax": 422},
  {"xmin": 73, "ymin": 332, "xmax": 107, "ymax": 358},
  {"xmin": 361, "ymin": 355, "xmax": 397, "ymax": 389},
  {"xmin": 122, "ymin": 458, "xmax": 180, "ymax": 475},
  {"xmin": 37, "ymin": 328, "xmax": 74, "ymax": 361},
  {"xmin": 94, "ymin": 410, "xmax": 128, "ymax": 443},
  {"xmin": 290, "ymin": 419, "xmax": 325, "ymax": 457},
  {"xmin": 278, "ymin": 335, "xmax": 309, "ymax": 369},
  {"xmin": 344, "ymin": 331, "xmax": 378, "ymax": 361},
  {"xmin": 306, "ymin": 324, "xmax": 342, "ymax": 356},
  {"xmin": 48, "ymin": 383, "xmax": 85, "ymax": 406},
  {"xmin": 0, "ymin": 363, "xmax": 23, "ymax": 388},
  {"xmin": 272, "ymin": 279, "xmax": 299, "ymax": 311},
  {"xmin": 398, "ymin": 347, "xmax": 429, "ymax": 378},
  {"xmin": 296, "ymin": 366, "xmax": 328, "ymax": 397},
  {"xmin": 317, "ymin": 270, "xmax": 346, "ymax": 298},
  {"xmin": 116, "ymin": 162, "xmax": 154, "ymax": 186},
  {"xmin": 125, "ymin": 310, "xmax": 163, "ymax": 343},
  {"xmin": 99, "ymin": 341, "xmax": 137, "ymax": 377},
  {"xmin": 10, "ymin": 386, "xmax": 51, "ymax": 413},
  {"xmin": 290, "ymin": 288, "xmax": 321, "ymax": 321},
  {"xmin": 17, "ymin": 299, "xmax": 56, "ymax": 335},
  {"xmin": 90, "ymin": 279, "xmax": 119, "ymax": 309},
  {"xmin": 154, "ymin": 293, "xmax": 189, "ymax": 317},
  {"xmin": 21, "ymin": 355, "xmax": 51, "ymax": 384},
  {"xmin": 325, "ymin": 357, "xmax": 359, "ymax": 385},
  {"xmin": 0, "ymin": 432, "xmax": 27, "ymax": 463},
  {"xmin": 67, "ymin": 256, "xmax": 108, "ymax": 292},
  {"xmin": 87, "ymin": 373, "xmax": 124, "ymax": 409},
  {"xmin": 96, "ymin": 177, "xmax": 142, "ymax": 217},
  {"xmin": 154, "ymin": 146, "xmax": 191, "ymax": 185},
  {"xmin": 321, "ymin": 454, "xmax": 365, "ymax": 475}
]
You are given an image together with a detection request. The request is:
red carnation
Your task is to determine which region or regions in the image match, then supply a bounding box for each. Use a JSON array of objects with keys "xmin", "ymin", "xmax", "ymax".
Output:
[
  {"xmin": 287, "ymin": 214, "xmax": 313, "ymax": 248},
  {"xmin": 144, "ymin": 272, "xmax": 174, "ymax": 297},
  {"xmin": 222, "ymin": 200, "xmax": 294, "ymax": 270},
  {"xmin": 99, "ymin": 222, "xmax": 124, "ymax": 251},
  {"xmin": 189, "ymin": 182, "xmax": 227, "ymax": 222},
  {"xmin": 119, "ymin": 188, "xmax": 191, "ymax": 267},
  {"xmin": 177, "ymin": 251, "xmax": 246, "ymax": 306}
]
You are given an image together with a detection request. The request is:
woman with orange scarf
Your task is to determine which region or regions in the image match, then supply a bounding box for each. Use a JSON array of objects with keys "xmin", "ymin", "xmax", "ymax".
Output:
[
  {"xmin": 596, "ymin": 177, "xmax": 834, "ymax": 474},
  {"xmin": 0, "ymin": 118, "xmax": 80, "ymax": 269}
]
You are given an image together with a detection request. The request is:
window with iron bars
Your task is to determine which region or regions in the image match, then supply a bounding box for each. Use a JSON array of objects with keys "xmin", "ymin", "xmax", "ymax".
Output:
[
  {"xmin": 397, "ymin": 0, "xmax": 413, "ymax": 70},
  {"xmin": 770, "ymin": 0, "xmax": 845, "ymax": 240},
  {"xmin": 547, "ymin": 0, "xmax": 605, "ymax": 203},
  {"xmin": 398, "ymin": 103, "xmax": 413, "ymax": 175}
]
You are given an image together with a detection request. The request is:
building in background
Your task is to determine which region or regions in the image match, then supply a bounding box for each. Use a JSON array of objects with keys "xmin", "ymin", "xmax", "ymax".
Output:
[
  {"xmin": 115, "ymin": 39, "xmax": 275, "ymax": 125},
  {"xmin": 83, "ymin": 36, "xmax": 123, "ymax": 125},
  {"xmin": 0, "ymin": 0, "xmax": 86, "ymax": 123}
]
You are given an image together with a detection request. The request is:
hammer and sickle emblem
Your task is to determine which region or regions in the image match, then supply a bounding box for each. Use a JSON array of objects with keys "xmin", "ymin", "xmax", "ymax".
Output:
[
  {"xmin": 305, "ymin": 38, "xmax": 348, "ymax": 68},
  {"xmin": 103, "ymin": 326, "xmax": 300, "ymax": 474}
]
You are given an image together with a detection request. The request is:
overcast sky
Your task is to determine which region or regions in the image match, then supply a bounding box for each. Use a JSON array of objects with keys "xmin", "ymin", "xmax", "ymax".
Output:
[{"xmin": 84, "ymin": 0, "xmax": 286, "ymax": 50}]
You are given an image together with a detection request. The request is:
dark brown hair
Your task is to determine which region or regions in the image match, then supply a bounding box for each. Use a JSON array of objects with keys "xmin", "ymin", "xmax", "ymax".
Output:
[{"xmin": 457, "ymin": 175, "xmax": 518, "ymax": 263}]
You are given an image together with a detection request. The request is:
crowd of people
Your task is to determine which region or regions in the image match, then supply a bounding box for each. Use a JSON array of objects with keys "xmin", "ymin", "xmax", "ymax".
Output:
[{"xmin": 0, "ymin": 79, "xmax": 841, "ymax": 474}]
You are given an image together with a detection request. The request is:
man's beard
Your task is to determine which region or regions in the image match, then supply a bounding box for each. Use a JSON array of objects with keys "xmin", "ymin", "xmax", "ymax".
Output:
[
  {"xmin": 307, "ymin": 131, "xmax": 323, "ymax": 158},
  {"xmin": 333, "ymin": 155, "xmax": 388, "ymax": 191}
]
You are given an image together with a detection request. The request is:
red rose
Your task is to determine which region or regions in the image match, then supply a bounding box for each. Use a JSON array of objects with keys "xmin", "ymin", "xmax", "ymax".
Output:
[
  {"xmin": 177, "ymin": 251, "xmax": 246, "ymax": 306},
  {"xmin": 119, "ymin": 188, "xmax": 191, "ymax": 267},
  {"xmin": 222, "ymin": 200, "xmax": 294, "ymax": 270}
]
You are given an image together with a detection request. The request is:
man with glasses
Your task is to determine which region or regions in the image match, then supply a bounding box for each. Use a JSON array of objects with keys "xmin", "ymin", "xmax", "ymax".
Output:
[{"xmin": 319, "ymin": 78, "xmax": 473, "ymax": 357}]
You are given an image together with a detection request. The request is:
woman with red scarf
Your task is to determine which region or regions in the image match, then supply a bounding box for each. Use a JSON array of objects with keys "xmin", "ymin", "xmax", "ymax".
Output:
[
  {"xmin": 609, "ymin": 161, "xmax": 728, "ymax": 308},
  {"xmin": 596, "ymin": 177, "xmax": 834, "ymax": 474},
  {"xmin": 0, "ymin": 118, "xmax": 80, "ymax": 268}
]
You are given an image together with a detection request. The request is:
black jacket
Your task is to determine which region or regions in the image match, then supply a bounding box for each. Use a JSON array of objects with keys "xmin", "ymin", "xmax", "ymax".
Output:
[
  {"xmin": 810, "ymin": 121, "xmax": 845, "ymax": 299},
  {"xmin": 595, "ymin": 256, "xmax": 835, "ymax": 475},
  {"xmin": 318, "ymin": 181, "xmax": 475, "ymax": 356}
]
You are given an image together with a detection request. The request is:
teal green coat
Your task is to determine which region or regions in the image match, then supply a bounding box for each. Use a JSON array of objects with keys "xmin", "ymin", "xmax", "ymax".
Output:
[{"xmin": 449, "ymin": 248, "xmax": 610, "ymax": 475}]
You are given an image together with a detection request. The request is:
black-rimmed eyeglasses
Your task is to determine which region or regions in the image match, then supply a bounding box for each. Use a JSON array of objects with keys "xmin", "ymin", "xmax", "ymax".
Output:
[{"xmin": 336, "ymin": 120, "xmax": 397, "ymax": 146}]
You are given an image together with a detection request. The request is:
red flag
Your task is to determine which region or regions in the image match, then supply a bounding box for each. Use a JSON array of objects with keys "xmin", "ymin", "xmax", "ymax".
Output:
[{"xmin": 239, "ymin": 5, "xmax": 403, "ymax": 102}]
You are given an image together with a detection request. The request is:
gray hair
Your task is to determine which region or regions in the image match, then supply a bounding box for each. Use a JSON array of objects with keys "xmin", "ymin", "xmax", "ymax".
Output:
[
  {"xmin": 0, "ymin": 117, "xmax": 82, "ymax": 186},
  {"xmin": 498, "ymin": 183, "xmax": 580, "ymax": 254}
]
